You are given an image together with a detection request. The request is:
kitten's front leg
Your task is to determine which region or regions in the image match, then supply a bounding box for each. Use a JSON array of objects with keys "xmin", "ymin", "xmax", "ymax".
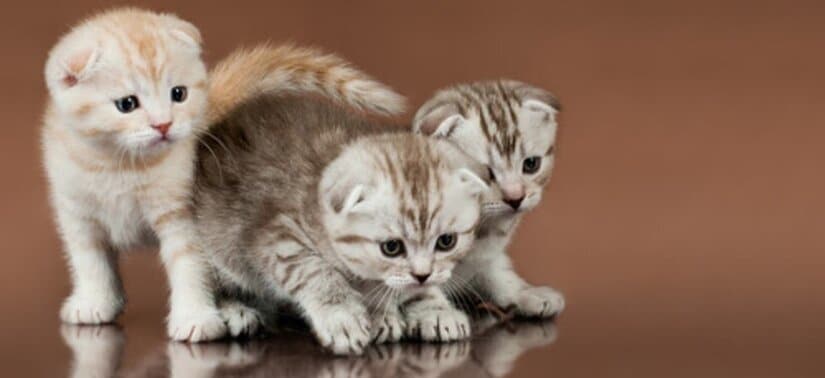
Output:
[
  {"xmin": 475, "ymin": 250, "xmax": 564, "ymax": 318},
  {"xmin": 148, "ymin": 200, "xmax": 226, "ymax": 342},
  {"xmin": 263, "ymin": 236, "xmax": 371, "ymax": 354},
  {"xmin": 403, "ymin": 287, "xmax": 470, "ymax": 342},
  {"xmin": 55, "ymin": 198, "xmax": 124, "ymax": 324},
  {"xmin": 366, "ymin": 290, "xmax": 405, "ymax": 344}
]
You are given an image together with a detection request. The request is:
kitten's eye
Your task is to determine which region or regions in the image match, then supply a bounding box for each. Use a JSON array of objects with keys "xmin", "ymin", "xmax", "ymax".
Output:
[
  {"xmin": 435, "ymin": 233, "xmax": 457, "ymax": 252},
  {"xmin": 487, "ymin": 167, "xmax": 496, "ymax": 182},
  {"xmin": 380, "ymin": 239, "xmax": 405, "ymax": 258},
  {"xmin": 171, "ymin": 86, "xmax": 188, "ymax": 103},
  {"xmin": 522, "ymin": 156, "xmax": 542, "ymax": 174},
  {"xmin": 114, "ymin": 95, "xmax": 140, "ymax": 113}
]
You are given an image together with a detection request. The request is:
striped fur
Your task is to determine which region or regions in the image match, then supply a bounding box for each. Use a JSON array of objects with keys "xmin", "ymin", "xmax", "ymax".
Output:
[
  {"xmin": 193, "ymin": 94, "xmax": 487, "ymax": 353},
  {"xmin": 207, "ymin": 43, "xmax": 406, "ymax": 123},
  {"xmin": 414, "ymin": 80, "xmax": 566, "ymax": 318}
]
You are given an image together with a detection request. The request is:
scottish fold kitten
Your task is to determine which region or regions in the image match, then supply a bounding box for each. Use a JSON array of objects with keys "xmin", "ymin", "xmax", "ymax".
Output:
[
  {"xmin": 413, "ymin": 80, "xmax": 565, "ymax": 318},
  {"xmin": 193, "ymin": 93, "xmax": 488, "ymax": 354},
  {"xmin": 42, "ymin": 8, "xmax": 404, "ymax": 342}
]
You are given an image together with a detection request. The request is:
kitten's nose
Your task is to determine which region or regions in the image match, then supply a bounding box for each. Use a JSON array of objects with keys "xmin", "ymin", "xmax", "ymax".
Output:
[
  {"xmin": 412, "ymin": 273, "xmax": 431, "ymax": 284},
  {"xmin": 504, "ymin": 196, "xmax": 524, "ymax": 210},
  {"xmin": 151, "ymin": 122, "xmax": 172, "ymax": 136}
]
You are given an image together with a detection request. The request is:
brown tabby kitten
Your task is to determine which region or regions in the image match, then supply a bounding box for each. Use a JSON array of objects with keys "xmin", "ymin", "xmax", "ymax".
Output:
[{"xmin": 193, "ymin": 94, "xmax": 488, "ymax": 354}]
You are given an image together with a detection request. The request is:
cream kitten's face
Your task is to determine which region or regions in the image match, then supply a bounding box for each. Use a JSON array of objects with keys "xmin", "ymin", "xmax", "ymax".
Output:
[
  {"xmin": 320, "ymin": 136, "xmax": 487, "ymax": 289},
  {"xmin": 45, "ymin": 12, "xmax": 206, "ymax": 156},
  {"xmin": 414, "ymin": 81, "xmax": 560, "ymax": 216}
]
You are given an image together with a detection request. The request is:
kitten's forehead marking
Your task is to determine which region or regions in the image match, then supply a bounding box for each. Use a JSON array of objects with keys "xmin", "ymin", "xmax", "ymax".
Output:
[{"xmin": 452, "ymin": 81, "xmax": 525, "ymax": 164}]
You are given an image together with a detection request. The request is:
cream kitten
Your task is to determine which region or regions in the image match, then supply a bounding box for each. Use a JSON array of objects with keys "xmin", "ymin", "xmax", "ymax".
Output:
[
  {"xmin": 414, "ymin": 80, "xmax": 566, "ymax": 318},
  {"xmin": 193, "ymin": 92, "xmax": 488, "ymax": 354},
  {"xmin": 42, "ymin": 8, "xmax": 405, "ymax": 342}
]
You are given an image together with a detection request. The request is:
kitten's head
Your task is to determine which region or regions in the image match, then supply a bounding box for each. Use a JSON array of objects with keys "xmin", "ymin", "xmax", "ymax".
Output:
[
  {"xmin": 319, "ymin": 134, "xmax": 488, "ymax": 289},
  {"xmin": 44, "ymin": 8, "xmax": 207, "ymax": 156},
  {"xmin": 413, "ymin": 80, "xmax": 560, "ymax": 216}
]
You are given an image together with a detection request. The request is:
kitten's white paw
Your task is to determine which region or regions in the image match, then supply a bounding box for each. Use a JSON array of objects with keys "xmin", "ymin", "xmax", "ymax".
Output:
[
  {"xmin": 219, "ymin": 302, "xmax": 263, "ymax": 338},
  {"xmin": 167, "ymin": 308, "xmax": 228, "ymax": 342},
  {"xmin": 60, "ymin": 293, "xmax": 124, "ymax": 324},
  {"xmin": 311, "ymin": 303, "xmax": 371, "ymax": 355},
  {"xmin": 371, "ymin": 311, "xmax": 406, "ymax": 344},
  {"xmin": 514, "ymin": 286, "xmax": 565, "ymax": 318},
  {"xmin": 406, "ymin": 306, "xmax": 471, "ymax": 342}
]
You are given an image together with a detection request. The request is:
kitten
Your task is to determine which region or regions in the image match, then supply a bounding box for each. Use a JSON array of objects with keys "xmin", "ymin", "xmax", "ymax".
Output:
[
  {"xmin": 413, "ymin": 80, "xmax": 566, "ymax": 318},
  {"xmin": 193, "ymin": 93, "xmax": 488, "ymax": 354},
  {"xmin": 42, "ymin": 8, "xmax": 404, "ymax": 342}
]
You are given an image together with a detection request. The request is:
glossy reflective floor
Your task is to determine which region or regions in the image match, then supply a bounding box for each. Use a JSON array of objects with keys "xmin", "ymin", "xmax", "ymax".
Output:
[{"xmin": 61, "ymin": 317, "xmax": 556, "ymax": 378}]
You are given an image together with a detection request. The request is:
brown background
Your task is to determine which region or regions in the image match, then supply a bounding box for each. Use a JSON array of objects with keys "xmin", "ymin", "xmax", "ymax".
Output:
[{"xmin": 1, "ymin": 0, "xmax": 824, "ymax": 377}]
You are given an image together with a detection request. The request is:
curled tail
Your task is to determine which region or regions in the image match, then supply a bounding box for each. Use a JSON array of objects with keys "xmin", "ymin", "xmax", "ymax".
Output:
[{"xmin": 207, "ymin": 43, "xmax": 406, "ymax": 123}]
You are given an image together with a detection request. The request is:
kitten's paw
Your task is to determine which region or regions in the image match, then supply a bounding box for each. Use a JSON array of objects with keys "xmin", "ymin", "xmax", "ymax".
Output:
[
  {"xmin": 371, "ymin": 311, "xmax": 406, "ymax": 344},
  {"xmin": 219, "ymin": 302, "xmax": 263, "ymax": 338},
  {"xmin": 406, "ymin": 307, "xmax": 471, "ymax": 342},
  {"xmin": 514, "ymin": 286, "xmax": 565, "ymax": 318},
  {"xmin": 60, "ymin": 293, "xmax": 124, "ymax": 324},
  {"xmin": 311, "ymin": 303, "xmax": 371, "ymax": 355},
  {"xmin": 167, "ymin": 308, "xmax": 228, "ymax": 342}
]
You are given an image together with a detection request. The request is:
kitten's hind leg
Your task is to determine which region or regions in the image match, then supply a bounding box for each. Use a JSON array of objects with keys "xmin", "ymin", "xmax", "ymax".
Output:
[{"xmin": 56, "ymin": 202, "xmax": 124, "ymax": 324}]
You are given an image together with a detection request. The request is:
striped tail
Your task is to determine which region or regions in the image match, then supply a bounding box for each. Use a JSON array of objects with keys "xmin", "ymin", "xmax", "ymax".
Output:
[{"xmin": 207, "ymin": 43, "xmax": 406, "ymax": 123}]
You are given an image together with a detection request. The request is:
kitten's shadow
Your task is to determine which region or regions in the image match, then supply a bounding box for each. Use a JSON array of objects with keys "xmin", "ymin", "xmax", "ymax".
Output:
[{"xmin": 61, "ymin": 317, "xmax": 557, "ymax": 378}]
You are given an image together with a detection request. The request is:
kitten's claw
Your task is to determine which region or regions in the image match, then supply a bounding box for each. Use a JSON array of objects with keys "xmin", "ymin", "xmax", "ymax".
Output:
[
  {"xmin": 371, "ymin": 311, "xmax": 406, "ymax": 344},
  {"xmin": 60, "ymin": 293, "xmax": 124, "ymax": 324},
  {"xmin": 219, "ymin": 302, "xmax": 263, "ymax": 338},
  {"xmin": 513, "ymin": 286, "xmax": 565, "ymax": 318},
  {"xmin": 405, "ymin": 306, "xmax": 471, "ymax": 342},
  {"xmin": 167, "ymin": 308, "xmax": 228, "ymax": 342},
  {"xmin": 311, "ymin": 303, "xmax": 371, "ymax": 355}
]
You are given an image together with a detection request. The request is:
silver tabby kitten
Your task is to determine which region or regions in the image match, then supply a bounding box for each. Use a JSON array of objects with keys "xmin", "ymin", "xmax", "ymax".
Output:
[
  {"xmin": 414, "ymin": 80, "xmax": 565, "ymax": 318},
  {"xmin": 193, "ymin": 94, "xmax": 488, "ymax": 355}
]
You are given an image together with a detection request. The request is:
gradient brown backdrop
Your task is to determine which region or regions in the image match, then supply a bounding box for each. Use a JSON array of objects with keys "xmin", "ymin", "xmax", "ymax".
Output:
[{"xmin": 1, "ymin": 0, "xmax": 823, "ymax": 377}]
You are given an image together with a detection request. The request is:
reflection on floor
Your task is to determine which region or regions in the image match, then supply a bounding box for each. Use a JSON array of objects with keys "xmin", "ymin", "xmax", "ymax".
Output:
[{"xmin": 61, "ymin": 317, "xmax": 557, "ymax": 378}]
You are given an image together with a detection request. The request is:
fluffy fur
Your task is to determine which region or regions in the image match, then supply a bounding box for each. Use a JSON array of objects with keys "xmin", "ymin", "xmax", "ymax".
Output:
[
  {"xmin": 413, "ymin": 80, "xmax": 566, "ymax": 318},
  {"xmin": 193, "ymin": 94, "xmax": 488, "ymax": 354},
  {"xmin": 42, "ymin": 8, "xmax": 405, "ymax": 342}
]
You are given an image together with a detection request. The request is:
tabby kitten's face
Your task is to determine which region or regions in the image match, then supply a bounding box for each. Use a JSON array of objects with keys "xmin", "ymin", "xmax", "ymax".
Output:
[
  {"xmin": 45, "ymin": 10, "xmax": 207, "ymax": 156},
  {"xmin": 413, "ymin": 81, "xmax": 560, "ymax": 216},
  {"xmin": 320, "ymin": 135, "xmax": 487, "ymax": 289}
]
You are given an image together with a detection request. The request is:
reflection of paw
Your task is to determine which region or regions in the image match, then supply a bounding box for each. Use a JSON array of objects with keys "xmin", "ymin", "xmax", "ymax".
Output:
[
  {"xmin": 371, "ymin": 311, "xmax": 406, "ymax": 344},
  {"xmin": 60, "ymin": 293, "xmax": 124, "ymax": 324},
  {"xmin": 514, "ymin": 286, "xmax": 564, "ymax": 318},
  {"xmin": 403, "ymin": 341, "xmax": 471, "ymax": 374},
  {"xmin": 317, "ymin": 358, "xmax": 369, "ymax": 378},
  {"xmin": 168, "ymin": 307, "xmax": 228, "ymax": 342},
  {"xmin": 406, "ymin": 306, "xmax": 470, "ymax": 342},
  {"xmin": 167, "ymin": 341, "xmax": 264, "ymax": 373},
  {"xmin": 311, "ymin": 302, "xmax": 371, "ymax": 355},
  {"xmin": 61, "ymin": 325, "xmax": 124, "ymax": 378},
  {"xmin": 219, "ymin": 302, "xmax": 262, "ymax": 338}
]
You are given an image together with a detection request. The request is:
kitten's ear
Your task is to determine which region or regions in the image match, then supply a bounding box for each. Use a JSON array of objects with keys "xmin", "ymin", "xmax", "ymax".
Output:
[
  {"xmin": 328, "ymin": 183, "xmax": 369, "ymax": 214},
  {"xmin": 413, "ymin": 102, "xmax": 465, "ymax": 137},
  {"xmin": 510, "ymin": 81, "xmax": 560, "ymax": 121},
  {"xmin": 456, "ymin": 168, "xmax": 489, "ymax": 196},
  {"xmin": 162, "ymin": 15, "xmax": 202, "ymax": 50},
  {"xmin": 46, "ymin": 42, "xmax": 100, "ymax": 90}
]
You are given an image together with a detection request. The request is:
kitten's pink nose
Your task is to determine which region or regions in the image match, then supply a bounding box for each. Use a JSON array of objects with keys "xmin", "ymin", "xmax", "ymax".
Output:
[
  {"xmin": 501, "ymin": 182, "xmax": 525, "ymax": 210},
  {"xmin": 151, "ymin": 122, "xmax": 172, "ymax": 136}
]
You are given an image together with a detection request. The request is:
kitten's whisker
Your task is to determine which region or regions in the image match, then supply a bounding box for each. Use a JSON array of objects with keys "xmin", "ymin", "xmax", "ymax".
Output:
[{"xmin": 198, "ymin": 139, "xmax": 224, "ymax": 184}]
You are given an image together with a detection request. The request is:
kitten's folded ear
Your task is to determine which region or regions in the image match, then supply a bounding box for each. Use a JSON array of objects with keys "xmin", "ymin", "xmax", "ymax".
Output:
[
  {"xmin": 511, "ymin": 81, "xmax": 561, "ymax": 116},
  {"xmin": 45, "ymin": 36, "xmax": 100, "ymax": 92},
  {"xmin": 413, "ymin": 101, "xmax": 466, "ymax": 137},
  {"xmin": 456, "ymin": 168, "xmax": 489, "ymax": 196},
  {"xmin": 325, "ymin": 180, "xmax": 370, "ymax": 215},
  {"xmin": 161, "ymin": 14, "xmax": 203, "ymax": 51}
]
